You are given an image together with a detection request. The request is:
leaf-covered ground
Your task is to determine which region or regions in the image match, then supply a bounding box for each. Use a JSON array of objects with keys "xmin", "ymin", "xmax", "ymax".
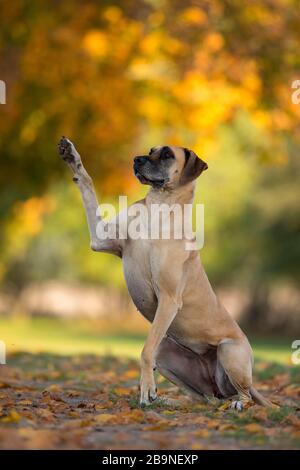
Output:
[{"xmin": 0, "ymin": 353, "xmax": 299, "ymax": 450}]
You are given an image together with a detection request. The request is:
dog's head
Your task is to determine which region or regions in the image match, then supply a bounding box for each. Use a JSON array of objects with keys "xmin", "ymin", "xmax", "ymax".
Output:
[{"xmin": 133, "ymin": 146, "xmax": 208, "ymax": 189}]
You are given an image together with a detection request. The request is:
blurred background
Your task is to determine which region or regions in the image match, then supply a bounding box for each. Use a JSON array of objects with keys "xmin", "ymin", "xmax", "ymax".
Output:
[{"xmin": 0, "ymin": 0, "xmax": 299, "ymax": 363}]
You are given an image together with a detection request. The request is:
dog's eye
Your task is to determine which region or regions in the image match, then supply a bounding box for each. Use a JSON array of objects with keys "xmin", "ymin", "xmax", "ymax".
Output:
[{"xmin": 161, "ymin": 149, "xmax": 174, "ymax": 160}]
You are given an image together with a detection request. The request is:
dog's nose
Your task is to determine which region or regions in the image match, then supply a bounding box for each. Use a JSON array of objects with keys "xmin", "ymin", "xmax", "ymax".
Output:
[{"xmin": 134, "ymin": 156, "xmax": 148, "ymax": 165}]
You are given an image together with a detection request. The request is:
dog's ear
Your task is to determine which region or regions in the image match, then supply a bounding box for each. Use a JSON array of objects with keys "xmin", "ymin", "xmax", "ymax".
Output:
[{"xmin": 180, "ymin": 148, "xmax": 208, "ymax": 185}]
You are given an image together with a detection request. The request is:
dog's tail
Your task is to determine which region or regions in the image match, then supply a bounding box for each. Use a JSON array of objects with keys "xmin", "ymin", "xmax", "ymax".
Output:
[{"xmin": 250, "ymin": 386, "xmax": 276, "ymax": 407}]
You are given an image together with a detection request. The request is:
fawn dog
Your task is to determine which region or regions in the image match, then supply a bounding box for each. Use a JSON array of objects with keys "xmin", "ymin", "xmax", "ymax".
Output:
[{"xmin": 58, "ymin": 137, "xmax": 272, "ymax": 410}]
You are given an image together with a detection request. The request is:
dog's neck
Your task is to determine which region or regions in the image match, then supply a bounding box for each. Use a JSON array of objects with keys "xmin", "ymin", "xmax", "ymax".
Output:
[{"xmin": 145, "ymin": 182, "xmax": 196, "ymax": 208}]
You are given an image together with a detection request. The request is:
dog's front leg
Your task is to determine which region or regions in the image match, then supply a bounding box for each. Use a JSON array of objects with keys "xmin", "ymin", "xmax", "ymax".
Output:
[
  {"xmin": 140, "ymin": 293, "xmax": 179, "ymax": 407},
  {"xmin": 58, "ymin": 137, "xmax": 122, "ymax": 257}
]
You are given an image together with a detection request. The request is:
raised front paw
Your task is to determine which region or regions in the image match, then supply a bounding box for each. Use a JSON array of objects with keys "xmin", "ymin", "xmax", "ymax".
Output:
[
  {"xmin": 58, "ymin": 136, "xmax": 81, "ymax": 169},
  {"xmin": 140, "ymin": 375, "xmax": 157, "ymax": 407},
  {"xmin": 58, "ymin": 136, "xmax": 73, "ymax": 161}
]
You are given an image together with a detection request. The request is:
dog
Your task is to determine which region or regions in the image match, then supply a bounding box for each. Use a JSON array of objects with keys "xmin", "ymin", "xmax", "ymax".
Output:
[{"xmin": 58, "ymin": 137, "xmax": 273, "ymax": 410}]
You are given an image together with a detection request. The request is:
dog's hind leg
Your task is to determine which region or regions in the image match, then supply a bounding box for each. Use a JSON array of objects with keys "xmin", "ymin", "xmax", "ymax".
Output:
[
  {"xmin": 216, "ymin": 337, "xmax": 254, "ymax": 411},
  {"xmin": 155, "ymin": 336, "xmax": 223, "ymax": 402}
]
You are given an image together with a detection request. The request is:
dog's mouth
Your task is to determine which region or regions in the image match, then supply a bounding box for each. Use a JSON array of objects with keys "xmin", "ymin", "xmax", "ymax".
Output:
[{"xmin": 134, "ymin": 169, "xmax": 167, "ymax": 188}]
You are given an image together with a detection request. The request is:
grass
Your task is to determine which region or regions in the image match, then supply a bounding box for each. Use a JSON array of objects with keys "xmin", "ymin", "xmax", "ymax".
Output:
[
  {"xmin": 0, "ymin": 315, "xmax": 295, "ymax": 365},
  {"xmin": 0, "ymin": 316, "xmax": 299, "ymax": 450},
  {"xmin": 1, "ymin": 350, "xmax": 299, "ymax": 450},
  {"xmin": 0, "ymin": 316, "xmax": 145, "ymax": 358},
  {"xmin": 249, "ymin": 336, "xmax": 294, "ymax": 364}
]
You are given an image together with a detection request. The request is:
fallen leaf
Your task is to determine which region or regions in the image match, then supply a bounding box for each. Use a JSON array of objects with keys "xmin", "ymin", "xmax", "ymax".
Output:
[
  {"xmin": 218, "ymin": 402, "xmax": 230, "ymax": 411},
  {"xmin": 192, "ymin": 429, "xmax": 210, "ymax": 438},
  {"xmin": 0, "ymin": 382, "xmax": 11, "ymax": 389},
  {"xmin": 161, "ymin": 410, "xmax": 176, "ymax": 415},
  {"xmin": 124, "ymin": 369, "xmax": 139, "ymax": 379},
  {"xmin": 95, "ymin": 401, "xmax": 114, "ymax": 410},
  {"xmin": 118, "ymin": 409, "xmax": 145, "ymax": 424},
  {"xmin": 244, "ymin": 423, "xmax": 264, "ymax": 434},
  {"xmin": 113, "ymin": 387, "xmax": 129, "ymax": 396},
  {"xmin": 143, "ymin": 421, "xmax": 170, "ymax": 431},
  {"xmin": 285, "ymin": 414, "xmax": 300, "ymax": 429},
  {"xmin": 67, "ymin": 390, "xmax": 81, "ymax": 397},
  {"xmin": 94, "ymin": 413, "xmax": 115, "ymax": 424},
  {"xmin": 43, "ymin": 384, "xmax": 62, "ymax": 393},
  {"xmin": 18, "ymin": 400, "xmax": 33, "ymax": 406},
  {"xmin": 207, "ymin": 419, "xmax": 220, "ymax": 429},
  {"xmin": 219, "ymin": 423, "xmax": 238, "ymax": 432},
  {"xmin": 1, "ymin": 410, "xmax": 21, "ymax": 423},
  {"xmin": 37, "ymin": 408, "xmax": 55, "ymax": 422},
  {"xmin": 191, "ymin": 443, "xmax": 205, "ymax": 450}
]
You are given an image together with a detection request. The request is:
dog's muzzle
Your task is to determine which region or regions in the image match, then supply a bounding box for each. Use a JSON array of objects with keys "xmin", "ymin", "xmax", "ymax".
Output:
[
  {"xmin": 133, "ymin": 156, "xmax": 147, "ymax": 175},
  {"xmin": 133, "ymin": 156, "xmax": 168, "ymax": 188}
]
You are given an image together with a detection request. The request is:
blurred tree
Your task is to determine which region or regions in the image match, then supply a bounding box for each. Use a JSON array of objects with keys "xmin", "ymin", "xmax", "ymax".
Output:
[{"xmin": 0, "ymin": 0, "xmax": 299, "ymax": 325}]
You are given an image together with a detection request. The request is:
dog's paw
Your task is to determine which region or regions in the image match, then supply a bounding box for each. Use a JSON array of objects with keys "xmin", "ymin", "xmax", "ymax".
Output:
[
  {"xmin": 58, "ymin": 136, "xmax": 73, "ymax": 161},
  {"xmin": 139, "ymin": 380, "xmax": 157, "ymax": 408},
  {"xmin": 230, "ymin": 400, "xmax": 244, "ymax": 411},
  {"xmin": 58, "ymin": 136, "xmax": 81, "ymax": 168}
]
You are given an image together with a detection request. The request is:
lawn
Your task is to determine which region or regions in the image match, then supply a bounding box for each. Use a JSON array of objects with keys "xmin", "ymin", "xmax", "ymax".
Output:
[
  {"xmin": 0, "ymin": 316, "xmax": 299, "ymax": 450},
  {"xmin": 0, "ymin": 316, "xmax": 295, "ymax": 364}
]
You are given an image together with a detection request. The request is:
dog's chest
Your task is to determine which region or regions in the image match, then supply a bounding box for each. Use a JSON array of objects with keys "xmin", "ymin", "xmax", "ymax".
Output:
[{"xmin": 122, "ymin": 240, "xmax": 158, "ymax": 322}]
